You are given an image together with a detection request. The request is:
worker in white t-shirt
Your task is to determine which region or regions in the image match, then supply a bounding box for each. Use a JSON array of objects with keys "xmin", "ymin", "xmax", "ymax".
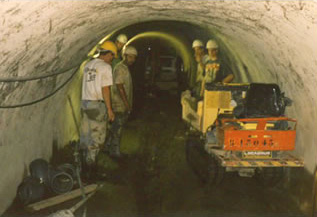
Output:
[{"xmin": 80, "ymin": 40, "xmax": 117, "ymax": 179}]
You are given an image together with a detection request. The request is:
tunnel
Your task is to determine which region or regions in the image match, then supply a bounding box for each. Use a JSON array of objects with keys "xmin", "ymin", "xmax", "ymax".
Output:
[{"xmin": 0, "ymin": 0, "xmax": 317, "ymax": 216}]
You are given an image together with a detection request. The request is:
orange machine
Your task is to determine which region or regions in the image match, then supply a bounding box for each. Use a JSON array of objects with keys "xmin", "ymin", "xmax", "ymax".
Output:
[
  {"xmin": 185, "ymin": 83, "xmax": 304, "ymax": 186},
  {"xmin": 217, "ymin": 117, "xmax": 297, "ymax": 151}
]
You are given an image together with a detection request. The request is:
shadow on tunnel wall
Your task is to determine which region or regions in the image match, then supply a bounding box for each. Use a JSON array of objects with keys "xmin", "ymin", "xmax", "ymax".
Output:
[{"xmin": 1, "ymin": 1, "xmax": 316, "ymax": 214}]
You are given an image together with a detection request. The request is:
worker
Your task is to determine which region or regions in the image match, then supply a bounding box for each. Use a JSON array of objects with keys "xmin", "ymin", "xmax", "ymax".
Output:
[
  {"xmin": 112, "ymin": 34, "xmax": 128, "ymax": 68},
  {"xmin": 180, "ymin": 40, "xmax": 209, "ymax": 131},
  {"xmin": 200, "ymin": 39, "xmax": 234, "ymax": 97},
  {"xmin": 80, "ymin": 40, "xmax": 117, "ymax": 177},
  {"xmin": 192, "ymin": 39, "xmax": 209, "ymax": 98},
  {"xmin": 105, "ymin": 46, "xmax": 138, "ymax": 157}
]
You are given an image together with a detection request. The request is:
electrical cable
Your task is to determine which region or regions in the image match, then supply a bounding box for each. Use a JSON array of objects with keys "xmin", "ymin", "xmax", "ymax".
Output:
[
  {"xmin": 0, "ymin": 65, "xmax": 79, "ymax": 82},
  {"xmin": 0, "ymin": 65, "xmax": 80, "ymax": 109}
]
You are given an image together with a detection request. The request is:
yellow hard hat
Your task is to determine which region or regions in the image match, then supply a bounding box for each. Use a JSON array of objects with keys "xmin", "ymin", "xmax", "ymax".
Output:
[{"xmin": 99, "ymin": 41, "xmax": 118, "ymax": 58}]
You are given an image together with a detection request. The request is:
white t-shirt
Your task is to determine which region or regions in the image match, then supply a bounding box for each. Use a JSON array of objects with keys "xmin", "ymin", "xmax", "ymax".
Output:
[{"xmin": 82, "ymin": 58, "xmax": 113, "ymax": 101}]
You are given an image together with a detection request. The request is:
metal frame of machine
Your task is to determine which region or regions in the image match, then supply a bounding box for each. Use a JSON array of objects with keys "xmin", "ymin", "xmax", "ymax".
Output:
[{"xmin": 183, "ymin": 83, "xmax": 304, "ymax": 185}]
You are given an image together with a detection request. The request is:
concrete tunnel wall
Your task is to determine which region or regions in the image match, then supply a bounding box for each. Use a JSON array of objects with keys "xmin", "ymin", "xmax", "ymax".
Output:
[{"xmin": 0, "ymin": 0, "xmax": 316, "ymax": 214}]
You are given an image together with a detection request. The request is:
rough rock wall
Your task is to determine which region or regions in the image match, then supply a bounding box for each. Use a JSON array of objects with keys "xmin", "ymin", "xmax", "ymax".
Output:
[{"xmin": 0, "ymin": 0, "xmax": 316, "ymax": 214}]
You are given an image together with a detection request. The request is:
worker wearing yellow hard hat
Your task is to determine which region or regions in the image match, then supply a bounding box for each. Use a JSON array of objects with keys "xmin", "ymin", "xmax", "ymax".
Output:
[{"xmin": 80, "ymin": 40, "xmax": 117, "ymax": 178}]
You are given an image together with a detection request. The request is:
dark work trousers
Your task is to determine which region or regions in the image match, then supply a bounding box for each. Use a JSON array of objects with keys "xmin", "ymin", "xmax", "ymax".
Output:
[{"xmin": 105, "ymin": 112, "xmax": 129, "ymax": 156}]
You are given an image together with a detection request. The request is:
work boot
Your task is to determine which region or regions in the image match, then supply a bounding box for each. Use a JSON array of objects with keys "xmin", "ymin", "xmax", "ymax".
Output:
[
  {"xmin": 103, "ymin": 136, "xmax": 112, "ymax": 154},
  {"xmin": 102, "ymin": 144, "xmax": 110, "ymax": 154},
  {"xmin": 109, "ymin": 144, "xmax": 121, "ymax": 158},
  {"xmin": 82, "ymin": 163, "xmax": 98, "ymax": 183},
  {"xmin": 80, "ymin": 162, "xmax": 90, "ymax": 183}
]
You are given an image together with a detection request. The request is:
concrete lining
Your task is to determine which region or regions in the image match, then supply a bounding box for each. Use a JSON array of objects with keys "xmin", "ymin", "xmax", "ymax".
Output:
[{"xmin": 0, "ymin": 0, "xmax": 316, "ymax": 214}]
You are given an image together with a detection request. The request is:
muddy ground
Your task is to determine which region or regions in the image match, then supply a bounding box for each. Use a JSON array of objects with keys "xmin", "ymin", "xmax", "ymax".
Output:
[
  {"xmin": 84, "ymin": 91, "xmax": 305, "ymax": 217},
  {"xmin": 4, "ymin": 91, "xmax": 309, "ymax": 217}
]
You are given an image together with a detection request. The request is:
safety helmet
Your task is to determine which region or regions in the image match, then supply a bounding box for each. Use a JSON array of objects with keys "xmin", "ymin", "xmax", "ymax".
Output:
[
  {"xmin": 116, "ymin": 34, "xmax": 128, "ymax": 44},
  {"xmin": 192, "ymin": 39, "xmax": 203, "ymax": 48},
  {"xmin": 123, "ymin": 46, "xmax": 138, "ymax": 56},
  {"xmin": 99, "ymin": 40, "xmax": 118, "ymax": 58},
  {"xmin": 206, "ymin": 39, "xmax": 219, "ymax": 49}
]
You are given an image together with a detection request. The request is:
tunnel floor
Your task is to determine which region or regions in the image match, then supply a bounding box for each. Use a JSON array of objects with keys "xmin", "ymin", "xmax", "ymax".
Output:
[
  {"xmin": 4, "ymin": 91, "xmax": 306, "ymax": 217},
  {"xmin": 84, "ymin": 91, "xmax": 304, "ymax": 217}
]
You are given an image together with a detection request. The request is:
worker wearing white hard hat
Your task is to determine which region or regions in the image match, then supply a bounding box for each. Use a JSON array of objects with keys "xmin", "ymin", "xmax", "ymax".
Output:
[
  {"xmin": 200, "ymin": 39, "xmax": 234, "ymax": 96},
  {"xmin": 192, "ymin": 39, "xmax": 203, "ymax": 51},
  {"xmin": 191, "ymin": 39, "xmax": 209, "ymax": 98},
  {"xmin": 112, "ymin": 34, "xmax": 128, "ymax": 68},
  {"xmin": 116, "ymin": 34, "xmax": 128, "ymax": 52},
  {"xmin": 105, "ymin": 45, "xmax": 138, "ymax": 157}
]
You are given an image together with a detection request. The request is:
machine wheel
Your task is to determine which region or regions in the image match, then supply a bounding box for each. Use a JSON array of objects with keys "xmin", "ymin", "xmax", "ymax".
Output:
[
  {"xmin": 185, "ymin": 137, "xmax": 212, "ymax": 184},
  {"xmin": 206, "ymin": 154, "xmax": 225, "ymax": 188},
  {"xmin": 255, "ymin": 167, "xmax": 284, "ymax": 187},
  {"xmin": 185, "ymin": 136, "xmax": 225, "ymax": 187}
]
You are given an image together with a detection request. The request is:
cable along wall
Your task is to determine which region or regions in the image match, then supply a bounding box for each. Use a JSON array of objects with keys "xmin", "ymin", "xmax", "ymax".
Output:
[{"xmin": 0, "ymin": 0, "xmax": 316, "ymax": 215}]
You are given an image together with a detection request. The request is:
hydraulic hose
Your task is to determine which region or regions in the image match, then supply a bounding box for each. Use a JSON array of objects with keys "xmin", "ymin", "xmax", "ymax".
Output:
[
  {"xmin": 0, "ymin": 65, "xmax": 79, "ymax": 82},
  {"xmin": 0, "ymin": 65, "xmax": 80, "ymax": 109}
]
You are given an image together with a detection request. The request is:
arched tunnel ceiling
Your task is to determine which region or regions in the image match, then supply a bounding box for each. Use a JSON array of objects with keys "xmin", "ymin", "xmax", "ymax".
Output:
[
  {"xmin": 0, "ymin": 0, "xmax": 317, "ymax": 214},
  {"xmin": 108, "ymin": 20, "xmax": 212, "ymax": 43},
  {"xmin": 125, "ymin": 31, "xmax": 193, "ymax": 77},
  {"xmin": 88, "ymin": 20, "xmax": 237, "ymax": 86},
  {"xmin": 108, "ymin": 20, "xmax": 242, "ymax": 84},
  {"xmin": 1, "ymin": 1, "xmax": 316, "ymax": 85}
]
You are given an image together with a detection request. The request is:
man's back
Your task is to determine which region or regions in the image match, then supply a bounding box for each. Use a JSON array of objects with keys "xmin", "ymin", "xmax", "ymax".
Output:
[{"xmin": 82, "ymin": 58, "xmax": 112, "ymax": 101}]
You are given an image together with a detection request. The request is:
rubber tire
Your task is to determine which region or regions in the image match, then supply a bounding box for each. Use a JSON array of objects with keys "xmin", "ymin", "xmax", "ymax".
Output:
[{"xmin": 255, "ymin": 167, "xmax": 284, "ymax": 187}]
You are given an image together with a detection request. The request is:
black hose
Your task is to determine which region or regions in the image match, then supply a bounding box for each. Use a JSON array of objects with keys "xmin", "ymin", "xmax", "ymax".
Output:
[
  {"xmin": 50, "ymin": 170, "xmax": 74, "ymax": 194},
  {"xmin": 0, "ymin": 65, "xmax": 79, "ymax": 82},
  {"xmin": 0, "ymin": 65, "xmax": 80, "ymax": 109}
]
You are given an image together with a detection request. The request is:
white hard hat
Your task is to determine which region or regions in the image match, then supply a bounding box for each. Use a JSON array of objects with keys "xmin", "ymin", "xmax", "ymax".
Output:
[
  {"xmin": 116, "ymin": 34, "xmax": 128, "ymax": 44},
  {"xmin": 192, "ymin": 39, "xmax": 203, "ymax": 48},
  {"xmin": 123, "ymin": 46, "xmax": 138, "ymax": 56},
  {"xmin": 206, "ymin": 39, "xmax": 218, "ymax": 49}
]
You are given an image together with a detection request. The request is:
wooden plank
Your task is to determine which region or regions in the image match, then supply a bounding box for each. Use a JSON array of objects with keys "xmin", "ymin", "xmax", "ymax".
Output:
[
  {"xmin": 69, "ymin": 191, "xmax": 96, "ymax": 213},
  {"xmin": 26, "ymin": 184, "xmax": 98, "ymax": 212}
]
